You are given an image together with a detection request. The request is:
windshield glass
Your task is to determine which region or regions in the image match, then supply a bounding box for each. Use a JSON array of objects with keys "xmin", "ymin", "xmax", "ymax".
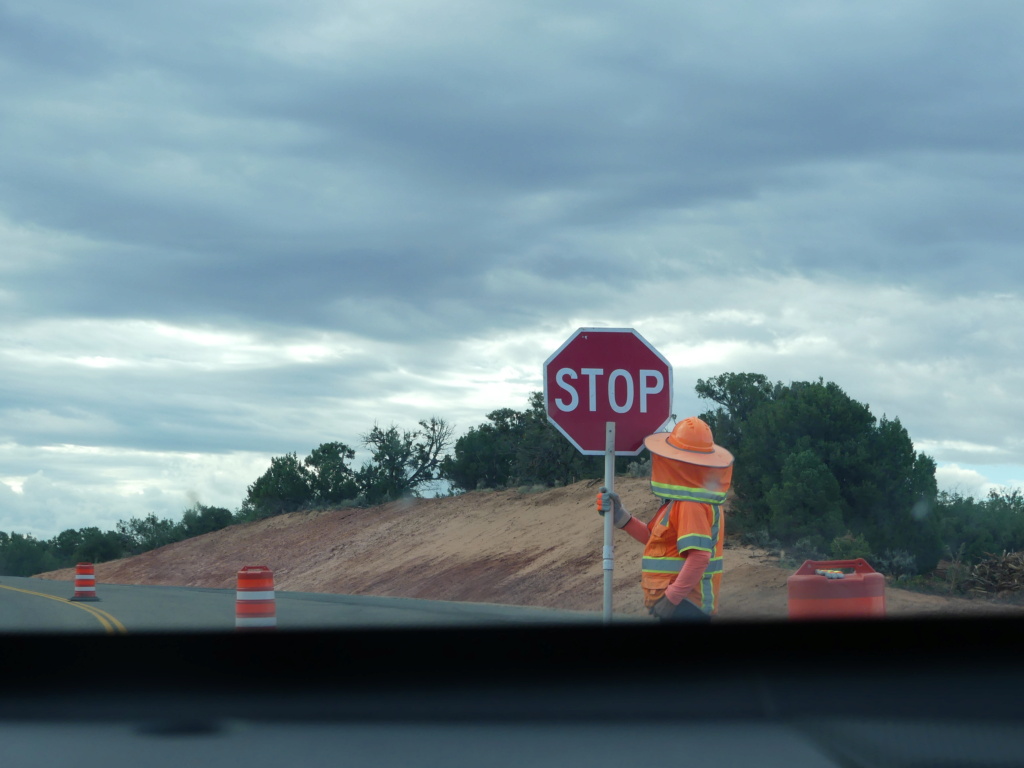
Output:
[{"xmin": 2, "ymin": 1, "xmax": 1023, "ymax": 634}]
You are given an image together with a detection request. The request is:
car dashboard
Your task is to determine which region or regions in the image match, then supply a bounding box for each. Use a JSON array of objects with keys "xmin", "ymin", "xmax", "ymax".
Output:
[{"xmin": 2, "ymin": 616, "xmax": 1022, "ymax": 768}]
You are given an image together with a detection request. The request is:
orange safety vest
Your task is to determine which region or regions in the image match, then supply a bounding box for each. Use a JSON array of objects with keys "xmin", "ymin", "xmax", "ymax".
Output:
[
  {"xmin": 640, "ymin": 500, "xmax": 725, "ymax": 612},
  {"xmin": 640, "ymin": 453, "xmax": 731, "ymax": 612}
]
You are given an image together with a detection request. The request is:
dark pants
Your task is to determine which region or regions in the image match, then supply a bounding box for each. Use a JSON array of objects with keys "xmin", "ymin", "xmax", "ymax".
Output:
[{"xmin": 658, "ymin": 599, "xmax": 712, "ymax": 624}]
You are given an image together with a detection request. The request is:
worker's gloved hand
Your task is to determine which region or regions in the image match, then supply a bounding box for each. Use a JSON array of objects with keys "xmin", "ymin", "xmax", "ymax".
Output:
[
  {"xmin": 596, "ymin": 487, "xmax": 631, "ymax": 529},
  {"xmin": 649, "ymin": 596, "xmax": 677, "ymax": 620}
]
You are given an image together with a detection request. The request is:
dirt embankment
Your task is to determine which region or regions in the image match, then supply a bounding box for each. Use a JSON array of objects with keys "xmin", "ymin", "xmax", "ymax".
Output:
[{"xmin": 37, "ymin": 477, "xmax": 1024, "ymax": 619}]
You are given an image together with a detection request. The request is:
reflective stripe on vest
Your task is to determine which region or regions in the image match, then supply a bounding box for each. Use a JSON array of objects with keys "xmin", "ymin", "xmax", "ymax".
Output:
[
  {"xmin": 641, "ymin": 556, "xmax": 723, "ymax": 575},
  {"xmin": 700, "ymin": 569, "xmax": 715, "ymax": 613},
  {"xmin": 701, "ymin": 504, "xmax": 723, "ymax": 613},
  {"xmin": 650, "ymin": 481, "xmax": 728, "ymax": 504},
  {"xmin": 676, "ymin": 533, "xmax": 713, "ymax": 552}
]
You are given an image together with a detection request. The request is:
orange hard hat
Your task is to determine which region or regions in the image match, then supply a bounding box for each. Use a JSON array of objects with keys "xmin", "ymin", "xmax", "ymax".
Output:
[{"xmin": 643, "ymin": 417, "xmax": 733, "ymax": 468}]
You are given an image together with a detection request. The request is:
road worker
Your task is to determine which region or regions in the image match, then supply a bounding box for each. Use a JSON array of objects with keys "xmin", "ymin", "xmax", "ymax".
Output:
[{"xmin": 598, "ymin": 416, "xmax": 733, "ymax": 623}]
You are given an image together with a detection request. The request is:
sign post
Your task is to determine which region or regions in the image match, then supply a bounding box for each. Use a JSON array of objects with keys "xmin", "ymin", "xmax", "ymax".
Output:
[
  {"xmin": 602, "ymin": 422, "xmax": 615, "ymax": 621},
  {"xmin": 543, "ymin": 328, "xmax": 673, "ymax": 623}
]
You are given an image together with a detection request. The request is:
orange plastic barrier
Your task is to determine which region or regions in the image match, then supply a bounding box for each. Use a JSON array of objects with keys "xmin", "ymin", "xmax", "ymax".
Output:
[
  {"xmin": 787, "ymin": 558, "xmax": 886, "ymax": 619},
  {"xmin": 235, "ymin": 565, "xmax": 276, "ymax": 630},
  {"xmin": 69, "ymin": 562, "xmax": 100, "ymax": 602}
]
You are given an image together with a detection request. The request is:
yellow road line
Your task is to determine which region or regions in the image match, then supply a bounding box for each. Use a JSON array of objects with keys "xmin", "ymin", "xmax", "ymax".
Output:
[{"xmin": 0, "ymin": 584, "xmax": 127, "ymax": 635}]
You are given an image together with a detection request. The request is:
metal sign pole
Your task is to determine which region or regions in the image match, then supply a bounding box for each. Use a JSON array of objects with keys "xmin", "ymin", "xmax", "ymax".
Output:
[{"xmin": 603, "ymin": 421, "xmax": 615, "ymax": 624}]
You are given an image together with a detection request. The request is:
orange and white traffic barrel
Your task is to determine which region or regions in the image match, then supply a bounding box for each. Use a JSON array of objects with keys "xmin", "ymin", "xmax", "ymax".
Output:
[
  {"xmin": 235, "ymin": 565, "xmax": 276, "ymax": 630},
  {"xmin": 69, "ymin": 562, "xmax": 100, "ymax": 602}
]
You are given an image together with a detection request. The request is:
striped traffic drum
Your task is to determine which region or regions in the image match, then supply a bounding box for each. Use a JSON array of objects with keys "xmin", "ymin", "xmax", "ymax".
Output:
[
  {"xmin": 69, "ymin": 562, "xmax": 100, "ymax": 602},
  {"xmin": 235, "ymin": 565, "xmax": 276, "ymax": 630}
]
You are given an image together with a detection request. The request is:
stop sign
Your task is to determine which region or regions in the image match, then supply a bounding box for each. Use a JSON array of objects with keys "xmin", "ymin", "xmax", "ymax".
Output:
[{"xmin": 543, "ymin": 328, "xmax": 673, "ymax": 455}]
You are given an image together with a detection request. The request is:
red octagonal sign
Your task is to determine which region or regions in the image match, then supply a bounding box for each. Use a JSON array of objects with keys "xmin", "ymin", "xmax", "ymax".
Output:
[{"xmin": 543, "ymin": 328, "xmax": 673, "ymax": 455}]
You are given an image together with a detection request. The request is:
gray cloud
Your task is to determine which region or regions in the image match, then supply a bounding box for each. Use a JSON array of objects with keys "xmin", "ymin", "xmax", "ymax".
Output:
[{"xmin": 2, "ymin": 1, "xmax": 1024, "ymax": 534}]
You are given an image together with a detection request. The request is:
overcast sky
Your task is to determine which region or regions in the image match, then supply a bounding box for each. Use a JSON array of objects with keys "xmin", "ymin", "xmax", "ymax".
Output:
[{"xmin": 2, "ymin": 0, "xmax": 1023, "ymax": 538}]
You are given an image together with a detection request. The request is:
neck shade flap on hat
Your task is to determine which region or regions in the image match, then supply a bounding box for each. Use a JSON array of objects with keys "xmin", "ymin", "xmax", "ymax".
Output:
[{"xmin": 650, "ymin": 453, "xmax": 732, "ymax": 504}]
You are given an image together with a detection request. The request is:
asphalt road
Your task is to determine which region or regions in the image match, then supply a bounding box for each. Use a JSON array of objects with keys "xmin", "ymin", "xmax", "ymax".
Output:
[{"xmin": 0, "ymin": 576, "xmax": 605, "ymax": 634}]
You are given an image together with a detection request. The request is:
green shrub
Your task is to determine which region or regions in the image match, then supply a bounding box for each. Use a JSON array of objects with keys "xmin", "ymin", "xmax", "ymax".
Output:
[
  {"xmin": 739, "ymin": 528, "xmax": 782, "ymax": 553},
  {"xmin": 876, "ymin": 548, "xmax": 918, "ymax": 577},
  {"xmin": 790, "ymin": 535, "xmax": 828, "ymax": 562},
  {"xmin": 626, "ymin": 459, "xmax": 652, "ymax": 478},
  {"xmin": 517, "ymin": 484, "xmax": 548, "ymax": 495},
  {"xmin": 829, "ymin": 531, "xmax": 874, "ymax": 561}
]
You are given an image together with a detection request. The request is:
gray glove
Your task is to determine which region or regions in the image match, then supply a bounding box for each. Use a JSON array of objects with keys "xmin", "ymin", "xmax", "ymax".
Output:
[
  {"xmin": 649, "ymin": 596, "xmax": 712, "ymax": 623},
  {"xmin": 649, "ymin": 596, "xmax": 678, "ymax": 620},
  {"xmin": 597, "ymin": 487, "xmax": 631, "ymax": 529}
]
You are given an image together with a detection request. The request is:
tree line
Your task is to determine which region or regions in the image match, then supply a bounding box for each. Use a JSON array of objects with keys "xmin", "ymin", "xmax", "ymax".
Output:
[
  {"xmin": 0, "ymin": 504, "xmax": 234, "ymax": 577},
  {"xmin": 2, "ymin": 372, "xmax": 1021, "ymax": 577}
]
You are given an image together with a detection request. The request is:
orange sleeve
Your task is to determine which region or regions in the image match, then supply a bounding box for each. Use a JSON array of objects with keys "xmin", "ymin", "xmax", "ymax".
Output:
[{"xmin": 622, "ymin": 515, "xmax": 650, "ymax": 544}]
